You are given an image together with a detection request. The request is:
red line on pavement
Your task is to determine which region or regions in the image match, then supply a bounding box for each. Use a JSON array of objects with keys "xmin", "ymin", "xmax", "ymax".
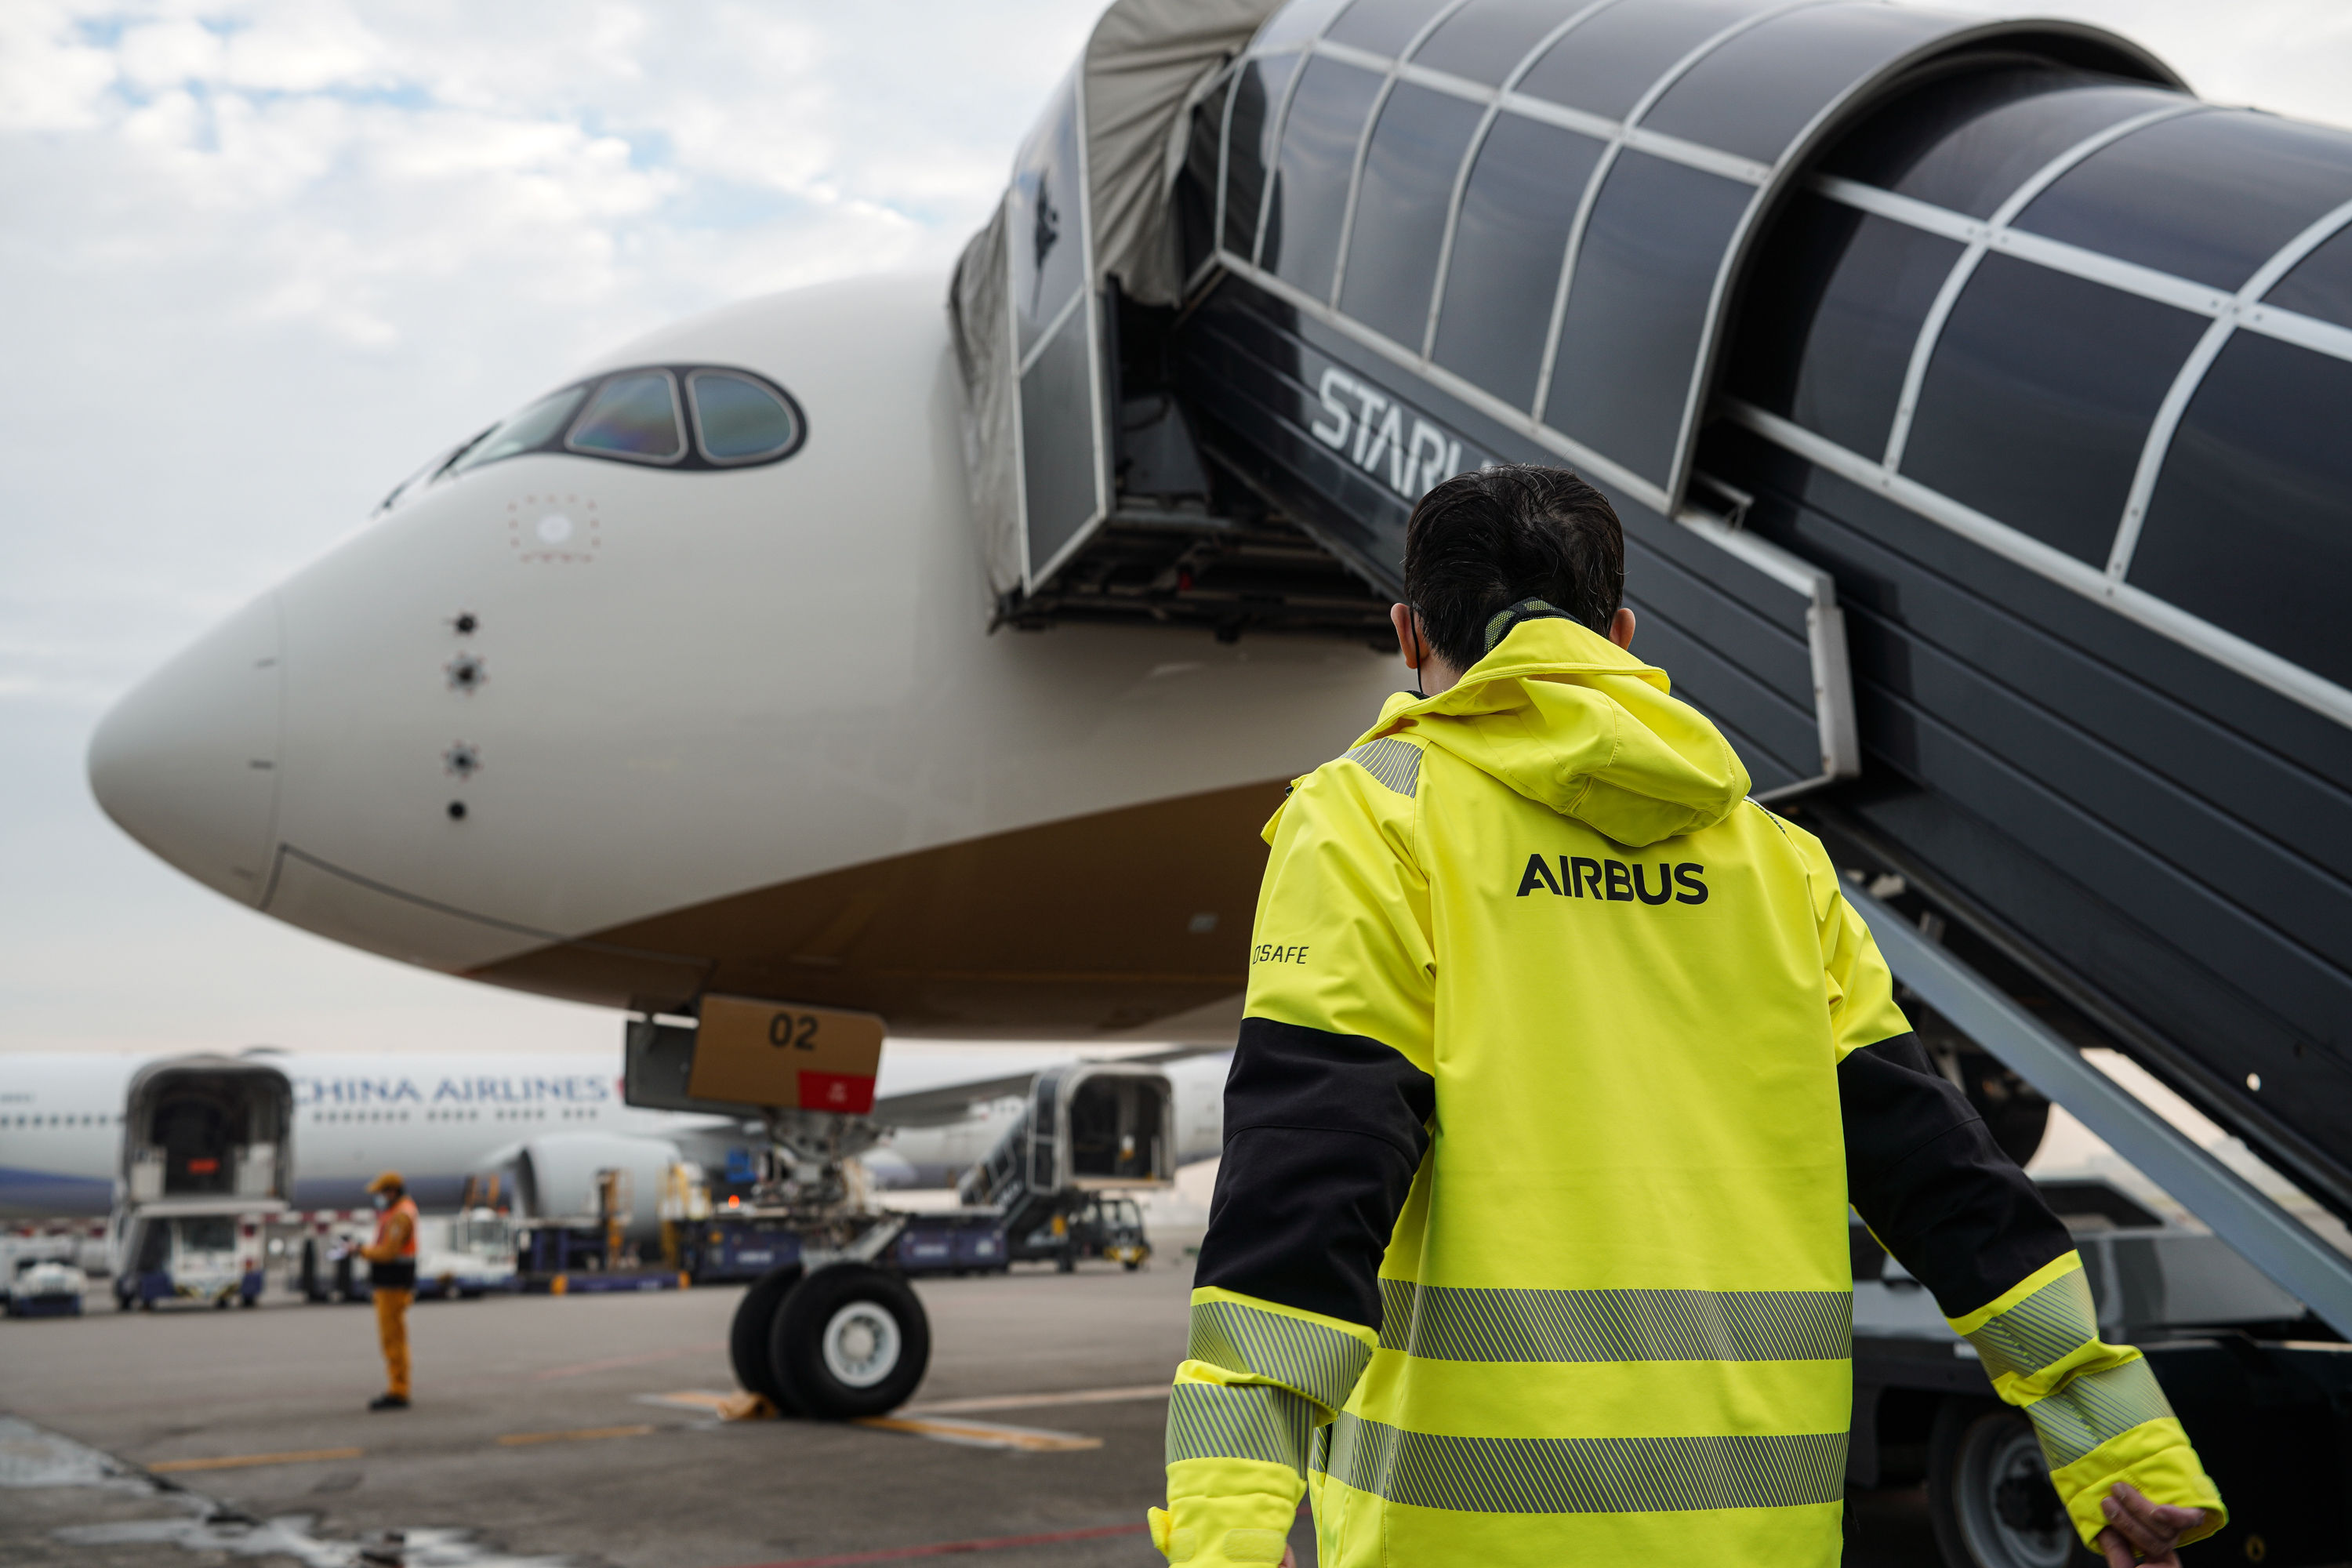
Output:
[{"xmin": 728, "ymin": 1522, "xmax": 1151, "ymax": 1566}]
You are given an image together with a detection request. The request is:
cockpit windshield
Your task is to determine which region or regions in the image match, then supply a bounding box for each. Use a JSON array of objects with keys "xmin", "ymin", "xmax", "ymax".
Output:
[
  {"xmin": 447, "ymin": 386, "xmax": 590, "ymax": 477},
  {"xmin": 568, "ymin": 371, "xmax": 685, "ymax": 462},
  {"xmin": 410, "ymin": 364, "xmax": 803, "ymax": 489}
]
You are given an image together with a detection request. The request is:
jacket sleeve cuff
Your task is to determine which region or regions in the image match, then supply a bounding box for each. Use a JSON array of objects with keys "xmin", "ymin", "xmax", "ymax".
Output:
[
  {"xmin": 2047, "ymin": 1417, "xmax": 2227, "ymax": 1551},
  {"xmin": 1150, "ymin": 1457, "xmax": 1301, "ymax": 1565}
]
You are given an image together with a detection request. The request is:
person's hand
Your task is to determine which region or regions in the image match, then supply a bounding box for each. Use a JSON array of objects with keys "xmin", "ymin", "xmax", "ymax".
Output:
[
  {"xmin": 1279, "ymin": 1551, "xmax": 1296, "ymax": 1568},
  {"xmin": 2095, "ymin": 1481, "xmax": 2211, "ymax": 1566}
]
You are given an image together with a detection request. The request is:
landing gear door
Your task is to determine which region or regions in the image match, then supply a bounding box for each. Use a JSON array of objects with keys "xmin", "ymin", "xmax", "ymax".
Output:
[
  {"xmin": 623, "ymin": 999, "xmax": 886, "ymax": 1118},
  {"xmin": 1008, "ymin": 64, "xmax": 1111, "ymax": 592}
]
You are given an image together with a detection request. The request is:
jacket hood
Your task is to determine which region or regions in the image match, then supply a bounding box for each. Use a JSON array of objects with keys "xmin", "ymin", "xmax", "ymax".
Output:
[{"xmin": 1362, "ymin": 617, "xmax": 1749, "ymax": 848}]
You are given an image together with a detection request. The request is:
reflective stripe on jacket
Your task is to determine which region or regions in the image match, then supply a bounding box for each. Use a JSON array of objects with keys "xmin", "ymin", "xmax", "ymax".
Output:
[{"xmin": 1155, "ymin": 616, "xmax": 2222, "ymax": 1567}]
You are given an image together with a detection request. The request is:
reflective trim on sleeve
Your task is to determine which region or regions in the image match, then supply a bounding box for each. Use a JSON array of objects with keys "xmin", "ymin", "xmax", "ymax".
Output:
[
  {"xmin": 1189, "ymin": 1288, "xmax": 1377, "ymax": 1413},
  {"xmin": 1947, "ymin": 1250, "xmax": 2085, "ymax": 1338},
  {"xmin": 1318, "ymin": 1415, "xmax": 1848, "ymax": 1514},
  {"xmin": 1963, "ymin": 1265, "xmax": 2100, "ymax": 1383},
  {"xmin": 1167, "ymin": 1380, "xmax": 1316, "ymax": 1471},
  {"xmin": 2024, "ymin": 1357, "xmax": 2179, "ymax": 1469},
  {"xmin": 1377, "ymin": 1280, "xmax": 1851, "ymax": 1363}
]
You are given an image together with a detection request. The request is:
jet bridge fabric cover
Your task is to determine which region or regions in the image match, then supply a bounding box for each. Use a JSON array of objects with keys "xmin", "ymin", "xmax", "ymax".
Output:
[{"xmin": 951, "ymin": 0, "xmax": 1281, "ymax": 600}]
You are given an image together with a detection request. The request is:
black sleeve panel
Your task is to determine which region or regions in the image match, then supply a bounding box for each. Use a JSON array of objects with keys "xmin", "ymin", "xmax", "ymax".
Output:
[
  {"xmin": 1192, "ymin": 1018, "xmax": 1436, "ymax": 1328},
  {"xmin": 1842, "ymin": 1033, "xmax": 2075, "ymax": 1319}
]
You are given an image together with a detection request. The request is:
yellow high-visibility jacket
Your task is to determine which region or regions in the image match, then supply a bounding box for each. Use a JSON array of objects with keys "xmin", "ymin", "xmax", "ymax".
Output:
[{"xmin": 1153, "ymin": 611, "xmax": 2223, "ymax": 1567}]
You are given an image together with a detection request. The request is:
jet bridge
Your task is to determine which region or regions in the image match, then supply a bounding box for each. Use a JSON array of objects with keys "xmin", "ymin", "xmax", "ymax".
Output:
[{"xmin": 965, "ymin": 3, "xmax": 2352, "ymax": 1559}]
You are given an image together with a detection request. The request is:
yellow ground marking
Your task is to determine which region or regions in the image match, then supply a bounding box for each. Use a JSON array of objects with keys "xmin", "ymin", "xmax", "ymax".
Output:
[
  {"xmin": 148, "ymin": 1446, "xmax": 364, "ymax": 1474},
  {"xmin": 853, "ymin": 1414, "xmax": 1102, "ymax": 1453},
  {"xmin": 635, "ymin": 1390, "xmax": 773, "ymax": 1420},
  {"xmin": 900, "ymin": 1384, "xmax": 1170, "ymax": 1417},
  {"xmin": 495, "ymin": 1423, "xmax": 657, "ymax": 1447}
]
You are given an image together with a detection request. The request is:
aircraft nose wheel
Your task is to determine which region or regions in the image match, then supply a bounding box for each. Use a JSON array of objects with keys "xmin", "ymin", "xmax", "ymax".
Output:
[
  {"xmin": 769, "ymin": 1264, "xmax": 931, "ymax": 1419},
  {"xmin": 822, "ymin": 1301, "xmax": 900, "ymax": 1387}
]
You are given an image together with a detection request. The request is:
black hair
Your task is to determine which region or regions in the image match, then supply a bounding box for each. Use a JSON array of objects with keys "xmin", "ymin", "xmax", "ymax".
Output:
[{"xmin": 1401, "ymin": 464, "xmax": 1625, "ymax": 670}]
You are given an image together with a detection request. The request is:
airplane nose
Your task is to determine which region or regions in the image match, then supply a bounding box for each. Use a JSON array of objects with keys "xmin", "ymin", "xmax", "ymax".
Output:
[{"xmin": 88, "ymin": 593, "xmax": 285, "ymax": 906}]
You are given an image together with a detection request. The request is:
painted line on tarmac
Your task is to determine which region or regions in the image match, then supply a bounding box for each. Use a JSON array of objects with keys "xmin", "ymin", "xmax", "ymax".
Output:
[
  {"xmin": 146, "ymin": 1446, "xmax": 365, "ymax": 1474},
  {"xmin": 851, "ymin": 1415, "xmax": 1102, "ymax": 1453},
  {"xmin": 495, "ymin": 1423, "xmax": 657, "ymax": 1447},
  {"xmin": 637, "ymin": 1389, "xmax": 735, "ymax": 1412},
  {"xmin": 528, "ymin": 1341, "xmax": 724, "ymax": 1381},
  {"xmin": 731, "ymin": 1521, "xmax": 1151, "ymax": 1566},
  {"xmin": 898, "ymin": 1384, "xmax": 1170, "ymax": 1416}
]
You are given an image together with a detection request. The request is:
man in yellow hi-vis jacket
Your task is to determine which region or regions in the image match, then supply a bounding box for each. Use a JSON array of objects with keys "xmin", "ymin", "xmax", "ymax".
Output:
[{"xmin": 1152, "ymin": 466, "xmax": 2223, "ymax": 1568}]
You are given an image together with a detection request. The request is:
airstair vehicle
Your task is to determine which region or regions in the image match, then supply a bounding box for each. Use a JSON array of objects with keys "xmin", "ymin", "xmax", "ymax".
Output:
[
  {"xmin": 949, "ymin": 2, "xmax": 2352, "ymax": 1561},
  {"xmin": 956, "ymin": 1062, "xmax": 1176, "ymax": 1267},
  {"xmin": 111, "ymin": 1054, "xmax": 292, "ymax": 1309}
]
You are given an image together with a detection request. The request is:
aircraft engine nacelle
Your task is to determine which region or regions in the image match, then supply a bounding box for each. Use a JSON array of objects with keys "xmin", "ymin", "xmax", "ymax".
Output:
[{"xmin": 483, "ymin": 1131, "xmax": 684, "ymax": 1245}]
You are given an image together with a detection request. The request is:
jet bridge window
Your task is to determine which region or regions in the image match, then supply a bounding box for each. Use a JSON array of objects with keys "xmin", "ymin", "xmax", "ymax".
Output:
[
  {"xmin": 1726, "ymin": 194, "xmax": 1964, "ymax": 459},
  {"xmin": 1819, "ymin": 71, "xmax": 2185, "ymax": 221},
  {"xmin": 2261, "ymin": 222, "xmax": 2352, "ymax": 330},
  {"xmin": 1904, "ymin": 256, "xmax": 2207, "ymax": 565},
  {"xmin": 1433, "ymin": 113, "xmax": 1602, "ymax": 408},
  {"xmin": 1222, "ymin": 53, "xmax": 1302, "ymax": 261},
  {"xmin": 568, "ymin": 371, "xmax": 685, "ymax": 463},
  {"xmin": 1513, "ymin": 0, "xmax": 1761, "ymax": 122},
  {"xmin": 2130, "ymin": 332, "xmax": 2352, "ymax": 691},
  {"xmin": 1414, "ymin": 0, "xmax": 1591, "ymax": 87},
  {"xmin": 2016, "ymin": 111, "xmax": 2352, "ymax": 292},
  {"xmin": 1340, "ymin": 81, "xmax": 1485, "ymax": 350},
  {"xmin": 1264, "ymin": 56, "xmax": 1385, "ymax": 296},
  {"xmin": 1323, "ymin": 0, "xmax": 1443, "ymax": 54}
]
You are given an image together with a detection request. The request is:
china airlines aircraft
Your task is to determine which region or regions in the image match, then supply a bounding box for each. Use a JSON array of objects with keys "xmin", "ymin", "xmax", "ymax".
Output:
[{"xmin": 0, "ymin": 1046, "xmax": 1229, "ymax": 1220}]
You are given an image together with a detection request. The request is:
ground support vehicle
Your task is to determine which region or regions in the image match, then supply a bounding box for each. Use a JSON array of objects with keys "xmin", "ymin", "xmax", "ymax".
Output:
[
  {"xmin": 1006, "ymin": 1192, "xmax": 1151, "ymax": 1272},
  {"xmin": 1850, "ymin": 1181, "xmax": 2352, "ymax": 1567},
  {"xmin": 114, "ymin": 1207, "xmax": 268, "ymax": 1310},
  {"xmin": 412, "ymin": 1209, "xmax": 519, "ymax": 1298},
  {"xmin": 6, "ymin": 1257, "xmax": 88, "ymax": 1316}
]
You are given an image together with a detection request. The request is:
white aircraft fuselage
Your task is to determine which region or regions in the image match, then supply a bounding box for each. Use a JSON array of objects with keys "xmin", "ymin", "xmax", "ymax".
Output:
[
  {"xmin": 88, "ymin": 273, "xmax": 1401, "ymax": 1037},
  {"xmin": 0, "ymin": 1046, "xmax": 1230, "ymax": 1219}
]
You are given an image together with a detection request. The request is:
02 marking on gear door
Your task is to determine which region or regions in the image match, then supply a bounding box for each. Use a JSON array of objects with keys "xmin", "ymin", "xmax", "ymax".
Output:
[{"xmin": 1517, "ymin": 855, "xmax": 1708, "ymax": 905}]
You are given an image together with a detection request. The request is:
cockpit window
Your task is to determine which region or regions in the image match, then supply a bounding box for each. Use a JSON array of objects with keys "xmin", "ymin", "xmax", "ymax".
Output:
[
  {"xmin": 447, "ymin": 387, "xmax": 589, "ymax": 477},
  {"xmin": 566, "ymin": 371, "xmax": 685, "ymax": 463},
  {"xmin": 689, "ymin": 370, "xmax": 799, "ymax": 463},
  {"xmin": 422, "ymin": 364, "xmax": 804, "ymax": 487}
]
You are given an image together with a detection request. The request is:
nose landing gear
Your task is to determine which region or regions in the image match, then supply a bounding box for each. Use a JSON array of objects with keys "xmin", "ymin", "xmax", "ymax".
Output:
[{"xmin": 728, "ymin": 1260, "xmax": 931, "ymax": 1421}]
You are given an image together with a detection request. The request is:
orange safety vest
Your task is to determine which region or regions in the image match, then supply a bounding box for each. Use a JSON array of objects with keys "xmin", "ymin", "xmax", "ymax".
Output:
[{"xmin": 374, "ymin": 1196, "xmax": 419, "ymax": 1257}]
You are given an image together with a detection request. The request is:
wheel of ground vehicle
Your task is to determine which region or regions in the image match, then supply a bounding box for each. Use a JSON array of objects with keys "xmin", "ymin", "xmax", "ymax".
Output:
[
  {"xmin": 1927, "ymin": 1397, "xmax": 2079, "ymax": 1568},
  {"xmin": 770, "ymin": 1265, "xmax": 930, "ymax": 1420},
  {"xmin": 728, "ymin": 1265, "xmax": 804, "ymax": 1413}
]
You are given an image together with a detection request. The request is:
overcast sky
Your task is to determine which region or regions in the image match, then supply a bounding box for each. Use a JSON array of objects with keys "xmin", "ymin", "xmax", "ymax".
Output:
[{"xmin": 3, "ymin": 0, "xmax": 2347, "ymax": 1060}]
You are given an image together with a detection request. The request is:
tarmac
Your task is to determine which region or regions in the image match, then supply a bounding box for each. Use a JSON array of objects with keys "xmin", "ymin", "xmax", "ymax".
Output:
[{"xmin": 1, "ymin": 1260, "xmax": 1944, "ymax": 1567}]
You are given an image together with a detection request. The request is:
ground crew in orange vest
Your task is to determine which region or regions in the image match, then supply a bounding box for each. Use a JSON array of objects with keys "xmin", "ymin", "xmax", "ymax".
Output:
[{"xmin": 361, "ymin": 1171, "xmax": 418, "ymax": 1410}]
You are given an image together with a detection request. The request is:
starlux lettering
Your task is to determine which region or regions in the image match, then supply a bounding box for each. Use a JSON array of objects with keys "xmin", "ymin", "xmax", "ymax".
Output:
[
  {"xmin": 1516, "ymin": 855, "xmax": 1708, "ymax": 906},
  {"xmin": 1310, "ymin": 368, "xmax": 1463, "ymax": 500}
]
